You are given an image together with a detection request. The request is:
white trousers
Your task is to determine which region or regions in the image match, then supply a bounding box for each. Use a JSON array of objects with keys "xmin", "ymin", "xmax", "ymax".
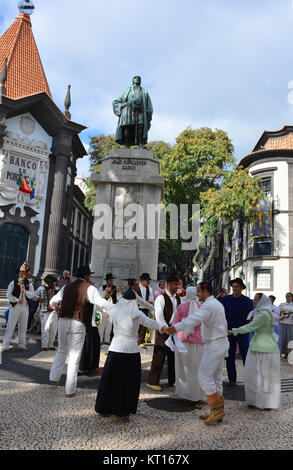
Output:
[
  {"xmin": 198, "ymin": 340, "xmax": 229, "ymax": 396},
  {"xmin": 3, "ymin": 304, "xmax": 29, "ymax": 349},
  {"xmin": 49, "ymin": 318, "xmax": 86, "ymax": 395},
  {"xmin": 98, "ymin": 311, "xmax": 112, "ymax": 343},
  {"xmin": 40, "ymin": 311, "xmax": 58, "ymax": 348}
]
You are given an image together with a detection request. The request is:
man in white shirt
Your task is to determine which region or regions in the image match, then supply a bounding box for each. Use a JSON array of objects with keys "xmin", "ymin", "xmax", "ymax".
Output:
[
  {"xmin": 166, "ymin": 280, "xmax": 229, "ymax": 425},
  {"xmin": 146, "ymin": 272, "xmax": 181, "ymax": 391},
  {"xmin": 137, "ymin": 273, "xmax": 154, "ymax": 348},
  {"xmin": 2, "ymin": 263, "xmax": 36, "ymax": 351},
  {"xmin": 269, "ymin": 295, "xmax": 281, "ymax": 353},
  {"xmin": 48, "ymin": 265, "xmax": 112, "ymax": 397},
  {"xmin": 34, "ymin": 275, "xmax": 58, "ymax": 351},
  {"xmin": 98, "ymin": 273, "xmax": 122, "ymax": 345},
  {"xmin": 279, "ymin": 292, "xmax": 293, "ymax": 358}
]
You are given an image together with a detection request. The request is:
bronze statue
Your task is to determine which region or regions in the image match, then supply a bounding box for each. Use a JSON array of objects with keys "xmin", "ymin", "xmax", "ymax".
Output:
[{"xmin": 113, "ymin": 76, "xmax": 153, "ymax": 148}]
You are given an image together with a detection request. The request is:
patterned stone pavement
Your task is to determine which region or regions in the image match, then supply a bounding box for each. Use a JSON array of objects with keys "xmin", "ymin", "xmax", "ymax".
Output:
[{"xmin": 1, "ymin": 302, "xmax": 293, "ymax": 451}]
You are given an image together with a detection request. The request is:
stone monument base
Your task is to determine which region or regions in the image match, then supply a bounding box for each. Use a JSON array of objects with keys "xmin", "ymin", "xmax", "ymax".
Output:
[{"xmin": 91, "ymin": 148, "xmax": 164, "ymax": 288}]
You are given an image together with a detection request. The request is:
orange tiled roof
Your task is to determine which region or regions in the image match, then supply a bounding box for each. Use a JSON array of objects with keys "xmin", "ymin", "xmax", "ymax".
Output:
[{"xmin": 0, "ymin": 13, "xmax": 52, "ymax": 100}]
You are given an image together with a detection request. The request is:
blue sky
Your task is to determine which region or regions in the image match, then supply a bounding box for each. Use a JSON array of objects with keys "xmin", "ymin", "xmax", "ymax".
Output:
[{"xmin": 1, "ymin": 0, "xmax": 293, "ymax": 177}]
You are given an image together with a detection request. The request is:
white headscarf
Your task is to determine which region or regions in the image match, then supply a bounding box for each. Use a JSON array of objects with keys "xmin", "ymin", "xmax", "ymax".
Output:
[
  {"xmin": 185, "ymin": 286, "xmax": 199, "ymax": 316},
  {"xmin": 247, "ymin": 293, "xmax": 274, "ymax": 321},
  {"xmin": 158, "ymin": 280, "xmax": 166, "ymax": 294}
]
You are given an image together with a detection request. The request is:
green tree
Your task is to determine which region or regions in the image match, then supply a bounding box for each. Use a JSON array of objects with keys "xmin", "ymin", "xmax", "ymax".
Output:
[
  {"xmin": 146, "ymin": 140, "xmax": 172, "ymax": 160},
  {"xmin": 193, "ymin": 167, "xmax": 263, "ymax": 277},
  {"xmin": 158, "ymin": 127, "xmax": 235, "ymax": 282},
  {"xmin": 84, "ymin": 135, "xmax": 124, "ymax": 211}
]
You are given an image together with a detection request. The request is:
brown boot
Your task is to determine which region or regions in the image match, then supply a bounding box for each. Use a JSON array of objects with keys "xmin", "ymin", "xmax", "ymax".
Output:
[
  {"xmin": 200, "ymin": 395, "xmax": 224, "ymax": 421},
  {"xmin": 204, "ymin": 395, "xmax": 225, "ymax": 425}
]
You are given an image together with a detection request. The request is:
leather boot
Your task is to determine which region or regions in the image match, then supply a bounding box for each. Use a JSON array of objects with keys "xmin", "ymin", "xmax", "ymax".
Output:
[
  {"xmin": 200, "ymin": 395, "xmax": 224, "ymax": 421},
  {"xmin": 204, "ymin": 396, "xmax": 225, "ymax": 425}
]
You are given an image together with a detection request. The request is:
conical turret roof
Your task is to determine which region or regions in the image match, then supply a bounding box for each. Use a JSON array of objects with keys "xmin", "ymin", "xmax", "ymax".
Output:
[{"xmin": 0, "ymin": 13, "xmax": 52, "ymax": 100}]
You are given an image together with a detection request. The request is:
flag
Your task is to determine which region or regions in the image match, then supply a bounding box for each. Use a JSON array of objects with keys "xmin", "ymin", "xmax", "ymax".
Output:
[
  {"xmin": 30, "ymin": 176, "xmax": 36, "ymax": 200},
  {"xmin": 17, "ymin": 171, "xmax": 23, "ymax": 187},
  {"xmin": 224, "ymin": 228, "xmax": 231, "ymax": 254},
  {"xmin": 19, "ymin": 178, "xmax": 32, "ymax": 195},
  {"xmin": 250, "ymin": 199, "xmax": 273, "ymax": 238}
]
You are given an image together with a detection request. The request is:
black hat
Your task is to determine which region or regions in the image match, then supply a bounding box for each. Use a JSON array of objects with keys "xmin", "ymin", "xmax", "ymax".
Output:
[
  {"xmin": 140, "ymin": 273, "xmax": 152, "ymax": 281},
  {"xmin": 105, "ymin": 273, "xmax": 115, "ymax": 281},
  {"xmin": 75, "ymin": 266, "xmax": 94, "ymax": 277},
  {"xmin": 230, "ymin": 278, "xmax": 246, "ymax": 289},
  {"xmin": 44, "ymin": 275, "xmax": 57, "ymax": 284},
  {"xmin": 123, "ymin": 278, "xmax": 137, "ymax": 287}
]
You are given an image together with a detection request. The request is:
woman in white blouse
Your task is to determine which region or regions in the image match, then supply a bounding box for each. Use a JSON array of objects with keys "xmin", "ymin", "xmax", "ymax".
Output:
[{"xmin": 95, "ymin": 285, "xmax": 165, "ymax": 422}]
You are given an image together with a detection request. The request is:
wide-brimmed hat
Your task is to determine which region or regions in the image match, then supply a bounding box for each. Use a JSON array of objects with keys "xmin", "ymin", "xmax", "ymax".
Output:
[
  {"xmin": 140, "ymin": 273, "xmax": 152, "ymax": 281},
  {"xmin": 75, "ymin": 266, "xmax": 95, "ymax": 277},
  {"xmin": 230, "ymin": 278, "xmax": 246, "ymax": 289},
  {"xmin": 44, "ymin": 275, "xmax": 57, "ymax": 284},
  {"xmin": 105, "ymin": 273, "xmax": 115, "ymax": 281}
]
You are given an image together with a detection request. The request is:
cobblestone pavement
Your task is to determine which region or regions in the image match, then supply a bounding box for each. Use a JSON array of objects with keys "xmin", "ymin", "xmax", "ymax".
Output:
[{"xmin": 1, "ymin": 303, "xmax": 293, "ymax": 450}]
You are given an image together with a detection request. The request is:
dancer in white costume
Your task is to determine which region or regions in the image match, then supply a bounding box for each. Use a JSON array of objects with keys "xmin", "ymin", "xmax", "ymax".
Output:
[
  {"xmin": 228, "ymin": 293, "xmax": 280, "ymax": 410},
  {"xmin": 166, "ymin": 281, "xmax": 229, "ymax": 425},
  {"xmin": 2, "ymin": 262, "xmax": 35, "ymax": 351},
  {"xmin": 34, "ymin": 275, "xmax": 58, "ymax": 351},
  {"xmin": 172, "ymin": 286, "xmax": 205, "ymax": 405}
]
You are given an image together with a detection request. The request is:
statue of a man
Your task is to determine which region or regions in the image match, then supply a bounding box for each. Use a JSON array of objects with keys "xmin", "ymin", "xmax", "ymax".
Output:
[{"xmin": 113, "ymin": 76, "xmax": 153, "ymax": 148}]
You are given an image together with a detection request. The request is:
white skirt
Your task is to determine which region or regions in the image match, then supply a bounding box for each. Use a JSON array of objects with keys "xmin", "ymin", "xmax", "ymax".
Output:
[
  {"xmin": 175, "ymin": 343, "xmax": 205, "ymax": 402},
  {"xmin": 244, "ymin": 350, "xmax": 281, "ymax": 409}
]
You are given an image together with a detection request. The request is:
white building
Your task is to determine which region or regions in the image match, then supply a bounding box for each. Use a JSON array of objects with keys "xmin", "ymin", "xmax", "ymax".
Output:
[
  {"xmin": 0, "ymin": 8, "xmax": 88, "ymax": 287},
  {"xmin": 208, "ymin": 126, "xmax": 293, "ymax": 305}
]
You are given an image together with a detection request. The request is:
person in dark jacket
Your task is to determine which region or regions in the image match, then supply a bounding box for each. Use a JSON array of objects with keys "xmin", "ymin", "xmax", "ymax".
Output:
[{"xmin": 220, "ymin": 278, "xmax": 253, "ymax": 386}]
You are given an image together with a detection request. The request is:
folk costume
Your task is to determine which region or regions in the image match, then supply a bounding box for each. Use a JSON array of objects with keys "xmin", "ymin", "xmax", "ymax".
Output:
[
  {"xmin": 174, "ymin": 291, "xmax": 229, "ymax": 424},
  {"xmin": 279, "ymin": 301, "xmax": 293, "ymax": 355},
  {"xmin": 98, "ymin": 273, "xmax": 121, "ymax": 344},
  {"xmin": 95, "ymin": 289, "xmax": 163, "ymax": 419},
  {"xmin": 154, "ymin": 281, "xmax": 166, "ymax": 300},
  {"xmin": 34, "ymin": 275, "xmax": 58, "ymax": 350},
  {"xmin": 137, "ymin": 273, "xmax": 154, "ymax": 346},
  {"xmin": 232, "ymin": 295, "xmax": 280, "ymax": 409},
  {"xmin": 2, "ymin": 263, "xmax": 35, "ymax": 351},
  {"xmin": 55, "ymin": 274, "xmax": 71, "ymax": 291},
  {"xmin": 147, "ymin": 290, "xmax": 181, "ymax": 389},
  {"xmin": 220, "ymin": 279, "xmax": 253, "ymax": 384},
  {"xmin": 49, "ymin": 267, "xmax": 112, "ymax": 396},
  {"xmin": 172, "ymin": 287, "xmax": 205, "ymax": 403}
]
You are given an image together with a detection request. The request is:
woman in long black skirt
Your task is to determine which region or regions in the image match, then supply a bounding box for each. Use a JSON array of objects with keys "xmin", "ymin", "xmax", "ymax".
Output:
[{"xmin": 95, "ymin": 286, "xmax": 164, "ymax": 421}]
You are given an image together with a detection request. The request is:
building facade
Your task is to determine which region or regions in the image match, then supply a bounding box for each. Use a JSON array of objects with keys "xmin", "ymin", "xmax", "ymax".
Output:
[
  {"xmin": 0, "ymin": 9, "xmax": 88, "ymax": 287},
  {"xmin": 206, "ymin": 126, "xmax": 293, "ymax": 305}
]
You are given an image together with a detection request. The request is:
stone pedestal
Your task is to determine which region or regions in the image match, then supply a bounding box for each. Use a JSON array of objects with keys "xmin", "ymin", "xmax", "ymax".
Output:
[{"xmin": 91, "ymin": 149, "xmax": 164, "ymax": 287}]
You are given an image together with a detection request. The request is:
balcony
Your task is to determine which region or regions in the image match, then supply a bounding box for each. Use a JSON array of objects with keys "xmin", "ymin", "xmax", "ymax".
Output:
[{"xmin": 247, "ymin": 238, "xmax": 277, "ymax": 257}]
